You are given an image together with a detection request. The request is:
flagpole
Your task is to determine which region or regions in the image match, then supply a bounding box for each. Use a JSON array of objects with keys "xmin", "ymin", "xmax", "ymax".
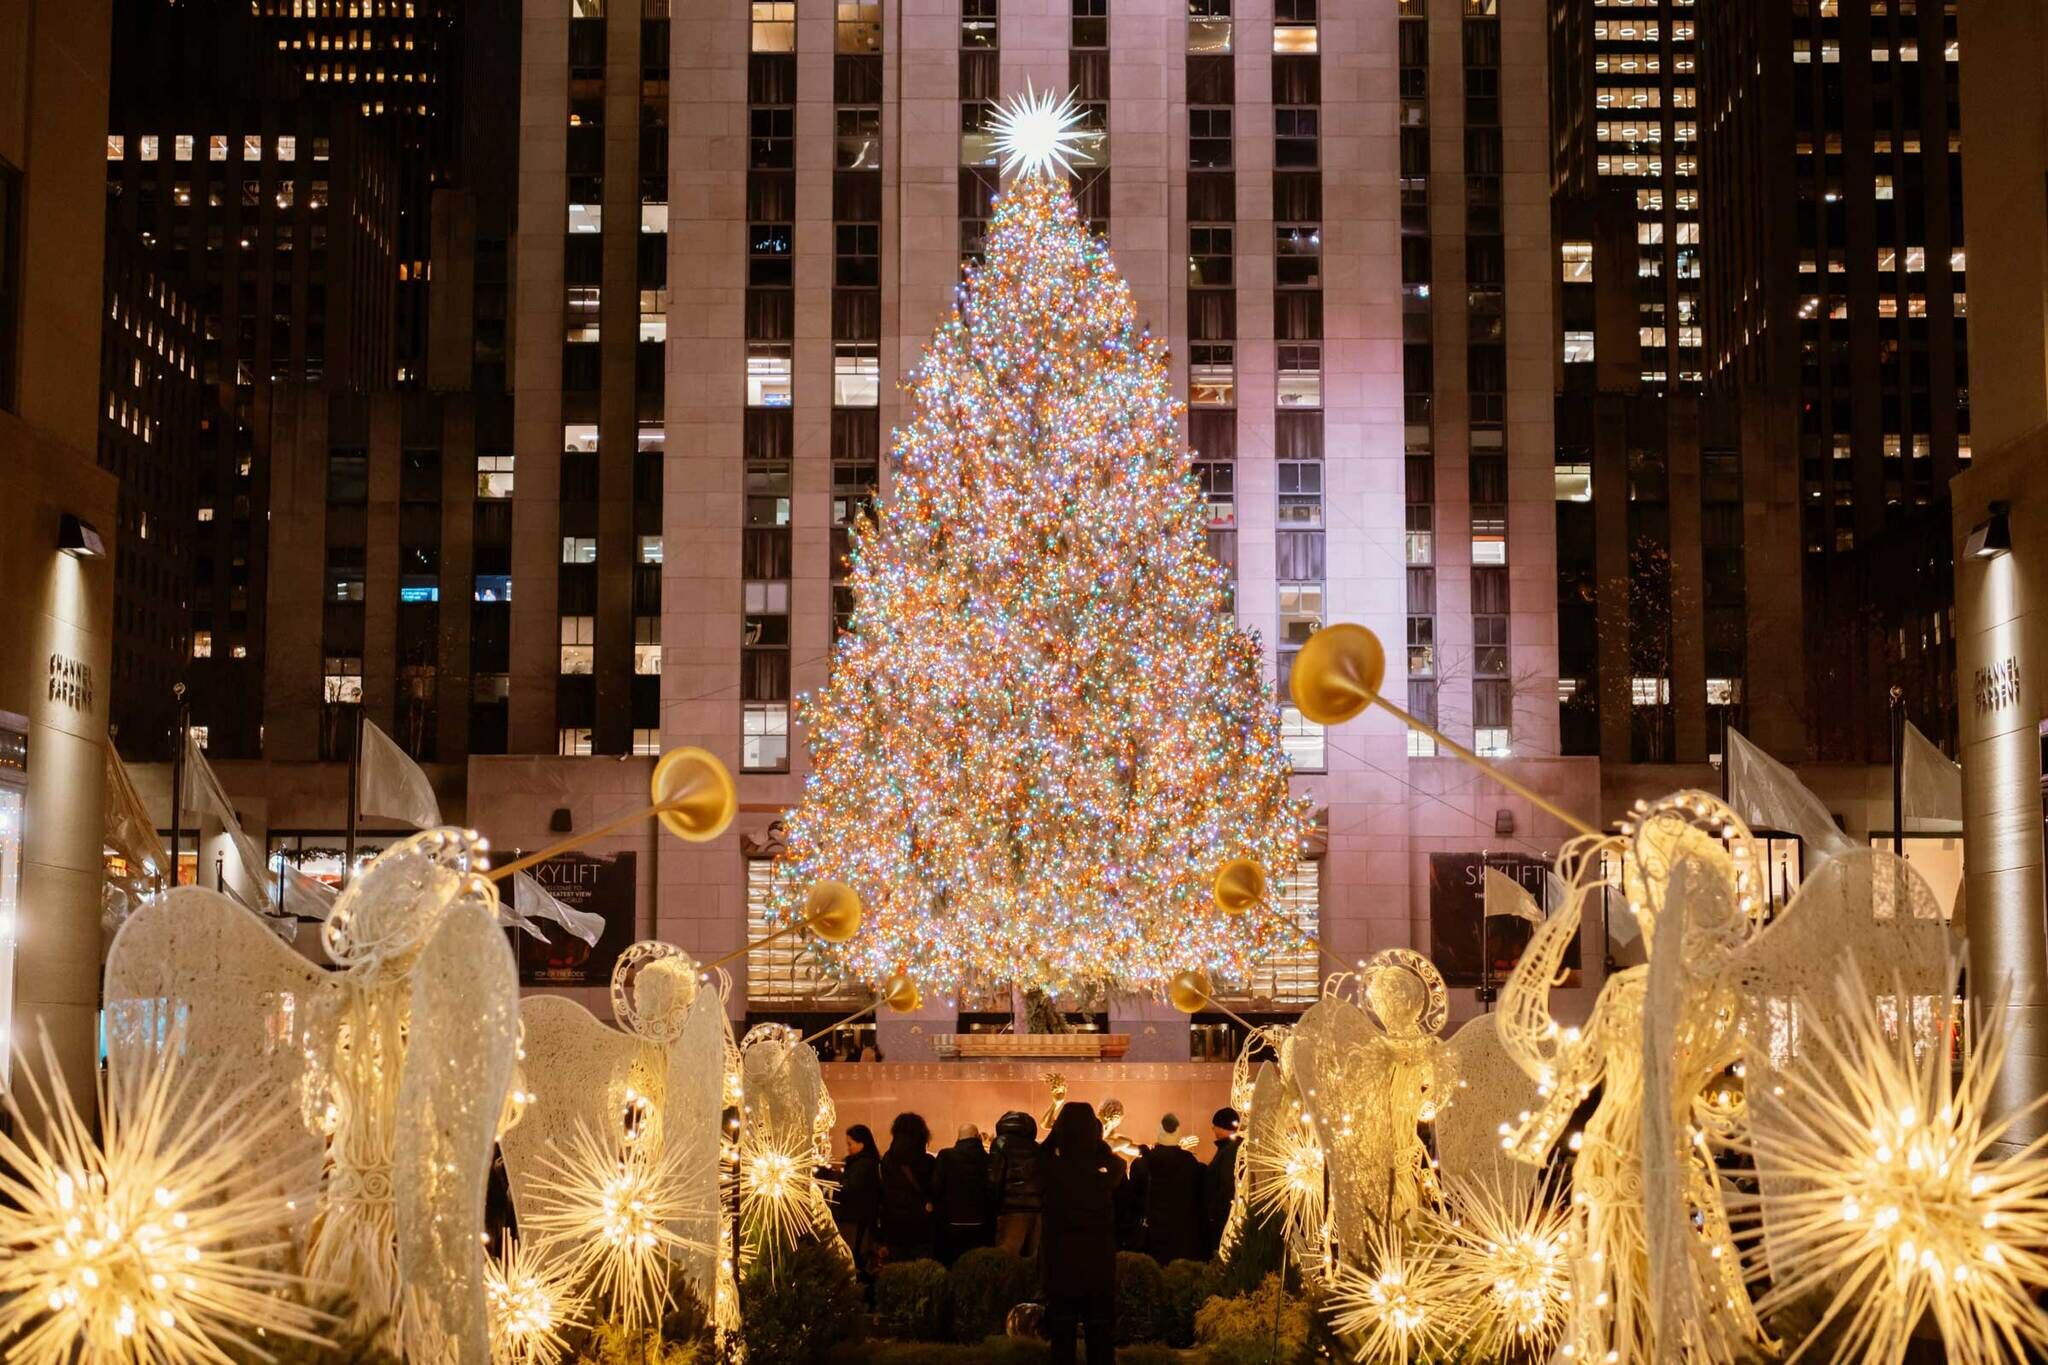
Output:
[
  {"xmin": 344, "ymin": 706, "xmax": 363, "ymax": 888},
  {"xmin": 168, "ymin": 683, "xmax": 188, "ymax": 886},
  {"xmin": 1888, "ymin": 685, "xmax": 1904, "ymax": 856}
]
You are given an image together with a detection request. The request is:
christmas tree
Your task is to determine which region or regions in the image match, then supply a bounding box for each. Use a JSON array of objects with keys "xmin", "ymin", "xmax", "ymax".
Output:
[{"xmin": 770, "ymin": 91, "xmax": 1311, "ymax": 998}]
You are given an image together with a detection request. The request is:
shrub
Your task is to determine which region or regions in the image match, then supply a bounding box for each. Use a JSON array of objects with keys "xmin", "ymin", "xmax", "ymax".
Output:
[
  {"xmin": 1212, "ymin": 1208, "xmax": 1286, "ymax": 1298},
  {"xmin": 1113, "ymin": 1250, "xmax": 1166, "ymax": 1345},
  {"xmin": 1158, "ymin": 1259, "xmax": 1215, "ymax": 1348},
  {"xmin": 1193, "ymin": 1273, "xmax": 1313, "ymax": 1365},
  {"xmin": 570, "ymin": 1323, "xmax": 707, "ymax": 1365},
  {"xmin": 822, "ymin": 1340, "xmax": 1052, "ymax": 1365},
  {"xmin": 950, "ymin": 1246, "xmax": 1038, "ymax": 1344},
  {"xmin": 1112, "ymin": 1346, "xmax": 1183, "ymax": 1365},
  {"xmin": 743, "ymin": 1240, "xmax": 866, "ymax": 1364},
  {"xmin": 876, "ymin": 1257, "xmax": 953, "ymax": 1341}
]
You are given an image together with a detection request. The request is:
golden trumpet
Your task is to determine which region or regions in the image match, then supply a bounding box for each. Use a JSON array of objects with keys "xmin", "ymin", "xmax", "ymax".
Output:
[
  {"xmin": 487, "ymin": 746, "xmax": 739, "ymax": 881},
  {"xmin": 804, "ymin": 881, "xmax": 865, "ymax": 943},
  {"xmin": 1289, "ymin": 624, "xmax": 1598, "ymax": 838},
  {"xmin": 1213, "ymin": 858, "xmax": 1267, "ymax": 915},
  {"xmin": 881, "ymin": 972, "xmax": 922, "ymax": 1013},
  {"xmin": 1167, "ymin": 968, "xmax": 1215, "ymax": 1015},
  {"xmin": 650, "ymin": 745, "xmax": 739, "ymax": 842}
]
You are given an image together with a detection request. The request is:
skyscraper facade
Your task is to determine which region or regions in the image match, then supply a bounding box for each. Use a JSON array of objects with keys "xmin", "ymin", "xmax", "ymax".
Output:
[
  {"xmin": 1549, "ymin": 0, "xmax": 1964, "ymax": 778},
  {"xmin": 493, "ymin": 0, "xmax": 1594, "ymax": 1029}
]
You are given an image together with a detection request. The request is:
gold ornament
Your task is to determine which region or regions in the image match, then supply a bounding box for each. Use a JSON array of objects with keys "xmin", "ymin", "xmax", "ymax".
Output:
[
  {"xmin": 804, "ymin": 881, "xmax": 864, "ymax": 943},
  {"xmin": 1167, "ymin": 968, "xmax": 1215, "ymax": 1014},
  {"xmin": 881, "ymin": 973, "xmax": 923, "ymax": 1012},
  {"xmin": 1289, "ymin": 623, "xmax": 1384, "ymax": 726},
  {"xmin": 650, "ymin": 746, "xmax": 738, "ymax": 843},
  {"xmin": 1213, "ymin": 858, "xmax": 1266, "ymax": 916}
]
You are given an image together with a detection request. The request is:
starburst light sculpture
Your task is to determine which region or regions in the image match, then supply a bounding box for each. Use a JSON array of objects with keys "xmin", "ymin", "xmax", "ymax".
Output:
[
  {"xmin": 484, "ymin": 1237, "xmax": 586, "ymax": 1365},
  {"xmin": 1433, "ymin": 1179, "xmax": 1575, "ymax": 1360},
  {"xmin": 525, "ymin": 1120, "xmax": 713, "ymax": 1333},
  {"xmin": 1325, "ymin": 1222, "xmax": 1463, "ymax": 1365},
  {"xmin": 1735, "ymin": 963, "xmax": 2048, "ymax": 1364},
  {"xmin": 989, "ymin": 83, "xmax": 1090, "ymax": 179},
  {"xmin": 0, "ymin": 1035, "xmax": 325, "ymax": 1365}
]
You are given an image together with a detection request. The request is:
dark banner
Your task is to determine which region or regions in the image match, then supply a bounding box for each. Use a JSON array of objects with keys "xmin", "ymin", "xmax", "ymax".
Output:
[
  {"xmin": 1427, "ymin": 852, "xmax": 1580, "ymax": 989},
  {"xmin": 516, "ymin": 850, "xmax": 637, "ymax": 987}
]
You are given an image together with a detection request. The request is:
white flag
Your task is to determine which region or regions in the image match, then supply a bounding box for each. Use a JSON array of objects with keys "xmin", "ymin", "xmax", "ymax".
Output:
[
  {"xmin": 1726, "ymin": 727, "xmax": 1857, "ymax": 872},
  {"xmin": 509, "ymin": 870, "xmax": 604, "ymax": 945},
  {"xmin": 1901, "ymin": 720, "xmax": 1964, "ymax": 830},
  {"xmin": 1483, "ymin": 867, "xmax": 1543, "ymax": 923},
  {"xmin": 182, "ymin": 731, "xmax": 326, "ymax": 935},
  {"xmin": 358, "ymin": 718, "xmax": 443, "ymax": 829}
]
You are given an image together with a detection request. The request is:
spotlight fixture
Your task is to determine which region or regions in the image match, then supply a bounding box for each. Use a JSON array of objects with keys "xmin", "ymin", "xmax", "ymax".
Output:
[
  {"xmin": 1965, "ymin": 500, "xmax": 2012, "ymax": 560},
  {"xmin": 57, "ymin": 513, "xmax": 105, "ymax": 559}
]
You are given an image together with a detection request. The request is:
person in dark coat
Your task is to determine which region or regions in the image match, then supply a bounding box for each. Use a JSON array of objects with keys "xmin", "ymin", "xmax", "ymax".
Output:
[
  {"xmin": 987, "ymin": 1109, "xmax": 1043, "ymax": 1257},
  {"xmin": 1130, "ymin": 1113, "xmax": 1207, "ymax": 1264},
  {"xmin": 835, "ymin": 1123, "xmax": 883, "ymax": 1275},
  {"xmin": 931, "ymin": 1122, "xmax": 994, "ymax": 1263},
  {"xmin": 878, "ymin": 1111, "xmax": 938, "ymax": 1263},
  {"xmin": 1202, "ymin": 1106, "xmax": 1242, "ymax": 1257},
  {"xmin": 1036, "ymin": 1102, "xmax": 1124, "ymax": 1365}
]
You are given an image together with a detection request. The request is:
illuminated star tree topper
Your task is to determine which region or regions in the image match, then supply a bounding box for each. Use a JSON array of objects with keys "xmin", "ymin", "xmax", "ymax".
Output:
[{"xmin": 768, "ymin": 118, "xmax": 1312, "ymax": 998}]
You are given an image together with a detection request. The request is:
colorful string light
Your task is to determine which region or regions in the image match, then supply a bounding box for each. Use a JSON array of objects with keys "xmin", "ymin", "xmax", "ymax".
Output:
[{"xmin": 770, "ymin": 165, "xmax": 1311, "ymax": 997}]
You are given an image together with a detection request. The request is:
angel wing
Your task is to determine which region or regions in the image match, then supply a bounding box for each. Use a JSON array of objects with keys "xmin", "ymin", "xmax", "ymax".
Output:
[
  {"xmin": 498, "ymin": 994, "xmax": 665, "ymax": 1216},
  {"xmin": 395, "ymin": 890, "xmax": 521, "ymax": 1364},
  {"xmin": 1436, "ymin": 1013, "xmax": 1542, "ymax": 1200},
  {"xmin": 738, "ymin": 1027, "xmax": 845, "ymax": 1273},
  {"xmin": 102, "ymin": 885, "xmax": 336, "ymax": 1205},
  {"xmin": 1289, "ymin": 990, "xmax": 1389, "ymax": 1250},
  {"xmin": 1728, "ymin": 849, "xmax": 1953, "ymax": 1289}
]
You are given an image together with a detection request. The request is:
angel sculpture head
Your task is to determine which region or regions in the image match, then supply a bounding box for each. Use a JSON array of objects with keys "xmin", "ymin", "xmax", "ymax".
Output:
[
  {"xmin": 610, "ymin": 941, "xmax": 703, "ymax": 1042},
  {"xmin": 322, "ymin": 827, "xmax": 493, "ymax": 979}
]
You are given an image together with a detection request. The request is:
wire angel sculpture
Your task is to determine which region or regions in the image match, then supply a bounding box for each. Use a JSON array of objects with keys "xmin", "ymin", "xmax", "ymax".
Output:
[
  {"xmin": 736, "ymin": 1023, "xmax": 851, "ymax": 1277},
  {"xmin": 497, "ymin": 939, "xmax": 738, "ymax": 1337},
  {"xmin": 1291, "ymin": 949, "xmax": 1457, "ymax": 1256},
  {"xmin": 1495, "ymin": 793, "xmax": 1771, "ymax": 1365},
  {"xmin": 101, "ymin": 827, "xmax": 522, "ymax": 1362}
]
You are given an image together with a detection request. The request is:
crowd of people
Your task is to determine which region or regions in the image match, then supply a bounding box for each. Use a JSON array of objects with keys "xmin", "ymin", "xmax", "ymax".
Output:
[{"xmin": 829, "ymin": 1103, "xmax": 1244, "ymax": 1365}]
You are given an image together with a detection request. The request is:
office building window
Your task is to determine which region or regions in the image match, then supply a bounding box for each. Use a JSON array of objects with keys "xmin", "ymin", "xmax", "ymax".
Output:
[
  {"xmin": 560, "ymin": 616, "xmax": 595, "ymax": 674},
  {"xmin": 743, "ymin": 702, "xmax": 790, "ymax": 771},
  {"xmin": 323, "ymin": 656, "xmax": 364, "ymax": 704},
  {"xmin": 635, "ymin": 616, "xmax": 662, "ymax": 675},
  {"xmin": 1189, "ymin": 0, "xmax": 1232, "ymax": 53},
  {"xmin": 558, "ymin": 727, "xmax": 594, "ymax": 756},
  {"xmin": 1275, "ymin": 225, "xmax": 1321, "ymax": 288},
  {"xmin": 1279, "ymin": 705, "xmax": 1324, "ymax": 771},
  {"xmin": 633, "ymin": 727, "xmax": 662, "ymax": 756},
  {"xmin": 1190, "ymin": 343, "xmax": 1235, "ymax": 407},
  {"xmin": 477, "ymin": 454, "xmax": 515, "ymax": 498},
  {"xmin": 751, "ymin": 0, "xmax": 796, "ymax": 51},
  {"xmin": 837, "ymin": 0, "xmax": 881, "ymax": 52},
  {"xmin": 835, "ymin": 108, "xmax": 882, "ymax": 170},
  {"xmin": 1277, "ymin": 343, "xmax": 1322, "ymax": 407},
  {"xmin": 1190, "ymin": 109, "xmax": 1233, "ymax": 168},
  {"xmin": 747, "ymin": 858, "xmax": 843, "ymax": 1002},
  {"xmin": 1189, "ymin": 226, "xmax": 1233, "ymax": 287},
  {"xmin": 561, "ymin": 536, "xmax": 599, "ymax": 564},
  {"xmin": 833, "ymin": 342, "xmax": 880, "ymax": 407},
  {"xmin": 1274, "ymin": 0, "xmax": 1316, "ymax": 52},
  {"xmin": 748, "ymin": 343, "xmax": 793, "ymax": 407}
]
